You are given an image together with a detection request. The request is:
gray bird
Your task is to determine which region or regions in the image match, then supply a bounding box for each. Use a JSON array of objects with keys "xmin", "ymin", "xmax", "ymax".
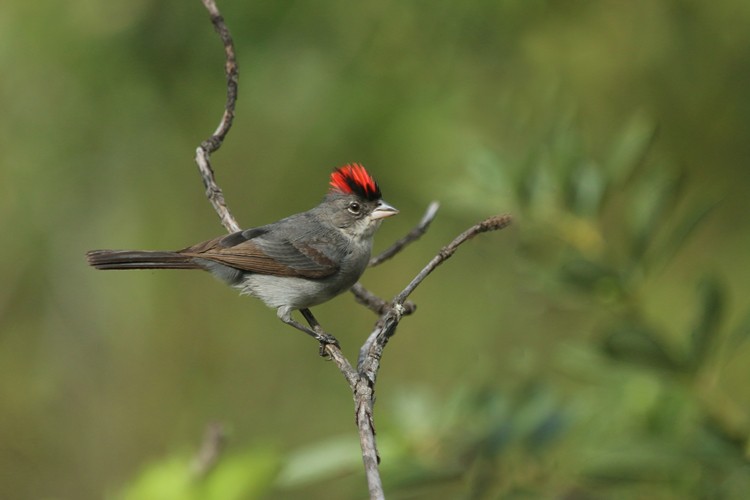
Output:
[{"xmin": 86, "ymin": 164, "xmax": 398, "ymax": 346}]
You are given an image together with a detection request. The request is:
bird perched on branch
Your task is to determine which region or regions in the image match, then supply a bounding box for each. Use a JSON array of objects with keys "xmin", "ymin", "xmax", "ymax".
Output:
[{"xmin": 86, "ymin": 164, "xmax": 398, "ymax": 348}]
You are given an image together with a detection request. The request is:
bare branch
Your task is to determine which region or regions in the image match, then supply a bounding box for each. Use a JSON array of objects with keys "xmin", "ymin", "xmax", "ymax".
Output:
[
  {"xmin": 369, "ymin": 201, "xmax": 440, "ymax": 267},
  {"xmin": 350, "ymin": 201, "xmax": 439, "ymax": 315},
  {"xmin": 350, "ymin": 283, "xmax": 417, "ymax": 316},
  {"xmin": 356, "ymin": 385, "xmax": 383, "ymax": 499},
  {"xmin": 394, "ymin": 213, "xmax": 512, "ymax": 305},
  {"xmin": 360, "ymin": 214, "xmax": 513, "ymax": 381},
  {"xmin": 322, "ymin": 343, "xmax": 359, "ymax": 390},
  {"xmin": 350, "ymin": 283, "xmax": 389, "ymax": 314},
  {"xmin": 193, "ymin": 4, "xmax": 512, "ymax": 499},
  {"xmin": 350, "ymin": 213, "xmax": 512, "ymax": 497},
  {"xmin": 196, "ymin": 0, "xmax": 241, "ymax": 233}
]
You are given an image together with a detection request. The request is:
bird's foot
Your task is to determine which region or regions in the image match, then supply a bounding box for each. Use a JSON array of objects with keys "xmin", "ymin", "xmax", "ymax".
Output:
[{"xmin": 316, "ymin": 332, "xmax": 340, "ymax": 357}]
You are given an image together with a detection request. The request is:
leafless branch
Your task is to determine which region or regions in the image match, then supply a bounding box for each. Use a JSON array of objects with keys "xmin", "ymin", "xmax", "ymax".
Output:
[
  {"xmin": 326, "ymin": 213, "xmax": 512, "ymax": 498},
  {"xmin": 369, "ymin": 201, "xmax": 440, "ymax": 267},
  {"xmin": 350, "ymin": 283, "xmax": 391, "ymax": 315},
  {"xmin": 196, "ymin": 0, "xmax": 241, "ymax": 233},
  {"xmin": 349, "ymin": 202, "xmax": 438, "ymax": 315},
  {"xmin": 394, "ymin": 213, "xmax": 512, "ymax": 305},
  {"xmin": 196, "ymin": 3, "xmax": 512, "ymax": 499}
]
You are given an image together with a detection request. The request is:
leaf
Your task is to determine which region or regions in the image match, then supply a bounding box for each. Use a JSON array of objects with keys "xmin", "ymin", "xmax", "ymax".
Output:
[
  {"xmin": 583, "ymin": 440, "xmax": 690, "ymax": 486},
  {"xmin": 601, "ymin": 319, "xmax": 681, "ymax": 371},
  {"xmin": 652, "ymin": 201, "xmax": 716, "ymax": 269},
  {"xmin": 628, "ymin": 168, "xmax": 686, "ymax": 262},
  {"xmin": 559, "ymin": 257, "xmax": 621, "ymax": 298},
  {"xmin": 275, "ymin": 435, "xmax": 363, "ymax": 488},
  {"xmin": 117, "ymin": 450, "xmax": 279, "ymax": 500},
  {"xmin": 118, "ymin": 456, "xmax": 194, "ymax": 500},
  {"xmin": 201, "ymin": 450, "xmax": 279, "ymax": 500},
  {"xmin": 689, "ymin": 276, "xmax": 725, "ymax": 368},
  {"xmin": 605, "ymin": 113, "xmax": 657, "ymax": 187},
  {"xmin": 565, "ymin": 160, "xmax": 607, "ymax": 217}
]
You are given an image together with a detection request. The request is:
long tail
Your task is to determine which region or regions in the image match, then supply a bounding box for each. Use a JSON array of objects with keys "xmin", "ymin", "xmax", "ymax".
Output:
[{"xmin": 86, "ymin": 250, "xmax": 201, "ymax": 270}]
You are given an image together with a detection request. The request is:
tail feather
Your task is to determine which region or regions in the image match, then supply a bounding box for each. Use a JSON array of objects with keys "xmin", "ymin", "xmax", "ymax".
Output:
[{"xmin": 86, "ymin": 250, "xmax": 200, "ymax": 270}]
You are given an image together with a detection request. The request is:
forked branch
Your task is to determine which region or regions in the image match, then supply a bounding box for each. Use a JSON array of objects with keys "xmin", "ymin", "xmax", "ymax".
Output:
[{"xmin": 196, "ymin": 2, "xmax": 512, "ymax": 499}]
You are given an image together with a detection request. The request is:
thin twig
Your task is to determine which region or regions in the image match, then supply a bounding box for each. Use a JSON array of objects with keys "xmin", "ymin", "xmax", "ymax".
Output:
[
  {"xmin": 350, "ymin": 202, "xmax": 440, "ymax": 315},
  {"xmin": 350, "ymin": 283, "xmax": 417, "ymax": 316},
  {"xmin": 350, "ymin": 283, "xmax": 390, "ymax": 314},
  {"xmin": 358, "ymin": 214, "xmax": 513, "ymax": 380},
  {"xmin": 394, "ymin": 214, "xmax": 512, "ymax": 305},
  {"xmin": 196, "ymin": 0, "xmax": 241, "ymax": 233},
  {"xmin": 369, "ymin": 201, "xmax": 440, "ymax": 267}
]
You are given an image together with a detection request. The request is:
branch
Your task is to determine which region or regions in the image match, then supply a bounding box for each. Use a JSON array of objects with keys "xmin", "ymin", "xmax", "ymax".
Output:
[
  {"xmin": 196, "ymin": 0, "xmax": 241, "ymax": 233},
  {"xmin": 195, "ymin": 3, "xmax": 512, "ymax": 499},
  {"xmin": 357, "ymin": 213, "xmax": 513, "ymax": 384},
  {"xmin": 327, "ymin": 213, "xmax": 513, "ymax": 499},
  {"xmin": 394, "ymin": 213, "xmax": 512, "ymax": 305},
  {"xmin": 369, "ymin": 201, "xmax": 440, "ymax": 267},
  {"xmin": 350, "ymin": 201, "xmax": 439, "ymax": 315}
]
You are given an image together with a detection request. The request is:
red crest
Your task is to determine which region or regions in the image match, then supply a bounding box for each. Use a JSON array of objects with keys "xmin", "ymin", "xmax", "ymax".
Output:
[{"xmin": 329, "ymin": 163, "xmax": 381, "ymax": 201}]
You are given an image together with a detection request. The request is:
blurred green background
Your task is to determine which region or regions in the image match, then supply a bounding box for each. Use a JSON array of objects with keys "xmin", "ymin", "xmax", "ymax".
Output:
[{"xmin": 2, "ymin": 0, "xmax": 750, "ymax": 498}]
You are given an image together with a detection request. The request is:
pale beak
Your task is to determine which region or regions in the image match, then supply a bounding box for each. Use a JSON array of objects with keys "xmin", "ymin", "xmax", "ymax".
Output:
[{"xmin": 371, "ymin": 200, "xmax": 399, "ymax": 220}]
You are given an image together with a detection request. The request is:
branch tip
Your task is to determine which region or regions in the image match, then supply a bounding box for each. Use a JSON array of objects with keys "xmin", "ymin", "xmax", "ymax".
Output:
[{"xmin": 480, "ymin": 213, "xmax": 513, "ymax": 232}]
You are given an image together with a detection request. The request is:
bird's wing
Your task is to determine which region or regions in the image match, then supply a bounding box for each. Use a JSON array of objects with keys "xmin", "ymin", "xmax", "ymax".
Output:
[{"xmin": 179, "ymin": 226, "xmax": 339, "ymax": 279}]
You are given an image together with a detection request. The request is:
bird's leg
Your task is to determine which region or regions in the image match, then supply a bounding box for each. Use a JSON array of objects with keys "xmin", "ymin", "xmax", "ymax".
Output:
[
  {"xmin": 277, "ymin": 307, "xmax": 341, "ymax": 355},
  {"xmin": 300, "ymin": 308, "xmax": 341, "ymax": 357}
]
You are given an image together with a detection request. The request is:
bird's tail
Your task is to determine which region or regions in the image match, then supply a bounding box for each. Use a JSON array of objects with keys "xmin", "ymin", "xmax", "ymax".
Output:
[{"xmin": 86, "ymin": 250, "xmax": 200, "ymax": 270}]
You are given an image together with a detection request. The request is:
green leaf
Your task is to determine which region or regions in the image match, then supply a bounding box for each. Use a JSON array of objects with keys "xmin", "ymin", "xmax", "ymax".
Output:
[
  {"xmin": 628, "ymin": 168, "xmax": 685, "ymax": 262},
  {"xmin": 117, "ymin": 450, "xmax": 279, "ymax": 500},
  {"xmin": 605, "ymin": 113, "xmax": 656, "ymax": 186},
  {"xmin": 201, "ymin": 450, "xmax": 279, "ymax": 500},
  {"xmin": 275, "ymin": 435, "xmax": 363, "ymax": 488},
  {"xmin": 118, "ymin": 456, "xmax": 195, "ymax": 500},
  {"xmin": 559, "ymin": 257, "xmax": 621, "ymax": 298},
  {"xmin": 601, "ymin": 319, "xmax": 681, "ymax": 371},
  {"xmin": 652, "ymin": 201, "xmax": 716, "ymax": 269},
  {"xmin": 565, "ymin": 160, "xmax": 607, "ymax": 217},
  {"xmin": 690, "ymin": 276, "xmax": 725, "ymax": 368},
  {"xmin": 583, "ymin": 440, "xmax": 690, "ymax": 485}
]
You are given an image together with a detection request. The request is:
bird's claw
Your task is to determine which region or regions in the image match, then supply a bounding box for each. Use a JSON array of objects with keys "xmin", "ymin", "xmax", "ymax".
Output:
[{"xmin": 316, "ymin": 333, "xmax": 340, "ymax": 358}]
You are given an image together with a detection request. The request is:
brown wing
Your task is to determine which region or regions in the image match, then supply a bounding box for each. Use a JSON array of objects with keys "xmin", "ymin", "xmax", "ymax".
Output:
[{"xmin": 178, "ymin": 229, "xmax": 338, "ymax": 279}]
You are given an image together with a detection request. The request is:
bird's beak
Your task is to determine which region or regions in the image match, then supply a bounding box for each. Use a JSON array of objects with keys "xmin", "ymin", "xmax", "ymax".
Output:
[{"xmin": 371, "ymin": 200, "xmax": 399, "ymax": 220}]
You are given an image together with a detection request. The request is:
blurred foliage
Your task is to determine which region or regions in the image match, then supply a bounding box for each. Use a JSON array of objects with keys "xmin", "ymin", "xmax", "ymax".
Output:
[
  {"xmin": 118, "ymin": 448, "xmax": 278, "ymax": 500},
  {"xmin": 2, "ymin": 0, "xmax": 750, "ymax": 499}
]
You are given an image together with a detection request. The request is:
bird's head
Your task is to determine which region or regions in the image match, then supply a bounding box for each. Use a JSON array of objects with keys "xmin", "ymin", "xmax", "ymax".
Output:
[{"xmin": 322, "ymin": 163, "xmax": 398, "ymax": 240}]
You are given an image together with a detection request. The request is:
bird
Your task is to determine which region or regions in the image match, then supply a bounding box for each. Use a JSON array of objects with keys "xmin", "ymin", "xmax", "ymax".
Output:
[{"xmin": 86, "ymin": 164, "xmax": 398, "ymax": 348}]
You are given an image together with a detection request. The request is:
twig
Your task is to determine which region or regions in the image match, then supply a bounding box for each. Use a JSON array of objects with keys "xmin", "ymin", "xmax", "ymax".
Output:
[
  {"xmin": 394, "ymin": 214, "xmax": 512, "ymax": 305},
  {"xmin": 196, "ymin": 0, "xmax": 241, "ymax": 233},
  {"xmin": 350, "ymin": 282, "xmax": 416, "ymax": 317},
  {"xmin": 357, "ymin": 214, "xmax": 513, "ymax": 379},
  {"xmin": 350, "ymin": 283, "xmax": 391, "ymax": 315},
  {"xmin": 349, "ymin": 202, "xmax": 439, "ymax": 315},
  {"xmin": 369, "ymin": 201, "xmax": 440, "ymax": 267}
]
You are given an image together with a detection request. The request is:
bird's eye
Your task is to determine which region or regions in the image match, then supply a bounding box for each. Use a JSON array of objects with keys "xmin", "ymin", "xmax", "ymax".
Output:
[{"xmin": 347, "ymin": 202, "xmax": 361, "ymax": 215}]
